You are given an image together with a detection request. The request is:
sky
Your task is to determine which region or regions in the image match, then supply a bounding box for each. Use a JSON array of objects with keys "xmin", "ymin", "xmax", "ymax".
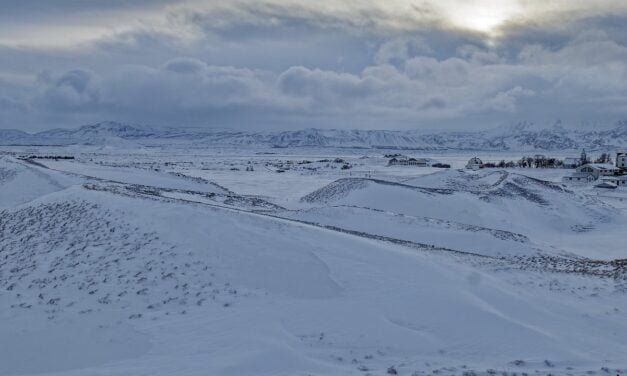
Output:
[{"xmin": 1, "ymin": 0, "xmax": 627, "ymax": 131}]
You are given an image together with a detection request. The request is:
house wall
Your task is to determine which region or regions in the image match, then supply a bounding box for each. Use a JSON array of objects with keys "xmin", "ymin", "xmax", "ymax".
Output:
[
  {"xmin": 389, "ymin": 160, "xmax": 428, "ymax": 167},
  {"xmin": 617, "ymin": 153, "xmax": 627, "ymax": 169},
  {"xmin": 565, "ymin": 175, "xmax": 595, "ymax": 183},
  {"xmin": 577, "ymin": 166, "xmax": 600, "ymax": 179}
]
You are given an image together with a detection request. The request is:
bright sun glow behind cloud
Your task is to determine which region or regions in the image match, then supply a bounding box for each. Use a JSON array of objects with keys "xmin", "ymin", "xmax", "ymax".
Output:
[
  {"xmin": 2, "ymin": 0, "xmax": 625, "ymax": 50},
  {"xmin": 1, "ymin": 0, "xmax": 627, "ymax": 130},
  {"xmin": 437, "ymin": 0, "xmax": 523, "ymax": 34}
]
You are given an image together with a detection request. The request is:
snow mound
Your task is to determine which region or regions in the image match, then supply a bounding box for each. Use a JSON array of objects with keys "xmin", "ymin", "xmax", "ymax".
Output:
[
  {"xmin": 0, "ymin": 196, "xmax": 224, "ymax": 317},
  {"xmin": 0, "ymin": 187, "xmax": 342, "ymax": 321},
  {"xmin": 0, "ymin": 157, "xmax": 74, "ymax": 209},
  {"xmin": 301, "ymin": 178, "xmax": 451, "ymax": 204},
  {"xmin": 300, "ymin": 178, "xmax": 371, "ymax": 203},
  {"xmin": 280, "ymin": 205, "xmax": 535, "ymax": 257},
  {"xmin": 404, "ymin": 169, "xmax": 510, "ymax": 191},
  {"xmin": 298, "ymin": 170, "xmax": 622, "ymax": 258},
  {"xmin": 39, "ymin": 159, "xmax": 230, "ymax": 195}
]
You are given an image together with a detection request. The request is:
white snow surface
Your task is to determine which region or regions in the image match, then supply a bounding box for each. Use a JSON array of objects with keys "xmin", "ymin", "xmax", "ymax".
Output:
[{"xmin": 1, "ymin": 149, "xmax": 626, "ymax": 376}]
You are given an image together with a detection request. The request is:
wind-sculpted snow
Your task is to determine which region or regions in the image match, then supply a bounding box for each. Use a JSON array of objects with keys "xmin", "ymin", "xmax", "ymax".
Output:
[
  {"xmin": 0, "ymin": 198, "xmax": 238, "ymax": 319},
  {"xmin": 0, "ymin": 166, "xmax": 17, "ymax": 183},
  {"xmin": 404, "ymin": 170, "xmax": 564, "ymax": 193},
  {"xmin": 299, "ymin": 169, "xmax": 624, "ymax": 259},
  {"xmin": 301, "ymin": 177, "xmax": 452, "ymax": 204},
  {"xmin": 2, "ymin": 152, "xmax": 627, "ymax": 375},
  {"xmin": 280, "ymin": 205, "xmax": 537, "ymax": 258},
  {"xmin": 39, "ymin": 159, "xmax": 230, "ymax": 195},
  {"xmin": 84, "ymin": 181, "xmax": 285, "ymax": 211},
  {"xmin": 0, "ymin": 157, "xmax": 74, "ymax": 208},
  {"xmin": 404, "ymin": 169, "xmax": 604, "ymax": 208},
  {"xmin": 300, "ymin": 178, "xmax": 370, "ymax": 203}
]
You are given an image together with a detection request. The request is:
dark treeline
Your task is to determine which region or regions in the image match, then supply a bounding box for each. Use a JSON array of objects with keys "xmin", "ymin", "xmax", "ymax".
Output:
[{"xmin": 484, "ymin": 150, "xmax": 613, "ymax": 169}]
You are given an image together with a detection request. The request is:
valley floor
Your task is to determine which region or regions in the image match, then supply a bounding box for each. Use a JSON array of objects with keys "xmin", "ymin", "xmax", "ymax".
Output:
[{"xmin": 0, "ymin": 147, "xmax": 626, "ymax": 376}]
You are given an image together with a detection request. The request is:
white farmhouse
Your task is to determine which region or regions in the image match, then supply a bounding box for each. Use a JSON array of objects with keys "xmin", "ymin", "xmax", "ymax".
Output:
[
  {"xmin": 466, "ymin": 157, "xmax": 483, "ymax": 170},
  {"xmin": 563, "ymin": 172, "xmax": 596, "ymax": 183},
  {"xmin": 564, "ymin": 163, "xmax": 619, "ymax": 183}
]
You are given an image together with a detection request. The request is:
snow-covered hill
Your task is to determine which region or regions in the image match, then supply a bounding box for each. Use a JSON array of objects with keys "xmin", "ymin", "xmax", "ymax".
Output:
[
  {"xmin": 2, "ymin": 153, "xmax": 627, "ymax": 375},
  {"xmin": 296, "ymin": 169, "xmax": 624, "ymax": 259},
  {"xmin": 2, "ymin": 120, "xmax": 627, "ymax": 151}
]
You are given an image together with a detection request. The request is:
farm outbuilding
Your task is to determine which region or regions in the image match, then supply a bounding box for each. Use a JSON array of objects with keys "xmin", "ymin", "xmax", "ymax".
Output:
[{"xmin": 466, "ymin": 157, "xmax": 483, "ymax": 170}]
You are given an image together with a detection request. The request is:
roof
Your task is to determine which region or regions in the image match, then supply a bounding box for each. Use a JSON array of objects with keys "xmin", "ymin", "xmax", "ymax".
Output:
[
  {"xmin": 579, "ymin": 163, "xmax": 618, "ymax": 171},
  {"xmin": 467, "ymin": 157, "xmax": 483, "ymax": 164},
  {"xmin": 595, "ymin": 181, "xmax": 618, "ymax": 189},
  {"xmin": 392, "ymin": 157, "xmax": 431, "ymax": 162},
  {"xmin": 568, "ymin": 172, "xmax": 592, "ymax": 178},
  {"xmin": 602, "ymin": 175, "xmax": 627, "ymax": 181}
]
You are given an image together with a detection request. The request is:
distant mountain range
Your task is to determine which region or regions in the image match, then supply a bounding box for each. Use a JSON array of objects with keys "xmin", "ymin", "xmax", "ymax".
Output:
[{"xmin": 1, "ymin": 121, "xmax": 626, "ymax": 151}]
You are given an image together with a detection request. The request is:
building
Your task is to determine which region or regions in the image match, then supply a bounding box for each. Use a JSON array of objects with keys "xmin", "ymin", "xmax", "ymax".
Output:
[
  {"xmin": 466, "ymin": 157, "xmax": 483, "ymax": 170},
  {"xmin": 617, "ymin": 152, "xmax": 627, "ymax": 170},
  {"xmin": 564, "ymin": 172, "xmax": 596, "ymax": 183},
  {"xmin": 594, "ymin": 181, "xmax": 618, "ymax": 189},
  {"xmin": 579, "ymin": 163, "xmax": 619, "ymax": 178},
  {"xmin": 564, "ymin": 163, "xmax": 619, "ymax": 183},
  {"xmin": 388, "ymin": 157, "xmax": 433, "ymax": 167},
  {"xmin": 600, "ymin": 175, "xmax": 627, "ymax": 187},
  {"xmin": 562, "ymin": 157, "xmax": 580, "ymax": 169}
]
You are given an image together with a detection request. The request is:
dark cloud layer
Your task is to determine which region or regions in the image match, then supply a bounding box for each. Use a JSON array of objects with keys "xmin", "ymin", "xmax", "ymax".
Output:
[{"xmin": 1, "ymin": 1, "xmax": 627, "ymax": 130}]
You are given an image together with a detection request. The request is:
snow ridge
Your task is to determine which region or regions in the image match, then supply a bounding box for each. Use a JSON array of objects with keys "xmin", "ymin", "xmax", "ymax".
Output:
[{"xmin": 2, "ymin": 120, "xmax": 627, "ymax": 150}]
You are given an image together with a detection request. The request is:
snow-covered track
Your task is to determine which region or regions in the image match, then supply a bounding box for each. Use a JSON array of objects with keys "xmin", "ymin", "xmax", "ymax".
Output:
[{"xmin": 83, "ymin": 181, "xmax": 627, "ymax": 280}]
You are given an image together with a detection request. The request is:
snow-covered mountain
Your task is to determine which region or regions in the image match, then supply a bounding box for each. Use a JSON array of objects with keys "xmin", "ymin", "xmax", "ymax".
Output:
[{"xmin": 2, "ymin": 120, "xmax": 627, "ymax": 151}]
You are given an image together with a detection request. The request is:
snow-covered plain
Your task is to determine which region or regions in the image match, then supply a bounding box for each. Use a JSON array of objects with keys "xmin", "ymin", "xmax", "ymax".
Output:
[{"xmin": 1, "ymin": 146, "xmax": 626, "ymax": 376}]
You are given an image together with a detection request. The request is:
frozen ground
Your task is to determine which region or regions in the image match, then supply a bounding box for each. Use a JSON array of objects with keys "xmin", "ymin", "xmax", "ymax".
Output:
[{"xmin": 0, "ymin": 147, "xmax": 626, "ymax": 376}]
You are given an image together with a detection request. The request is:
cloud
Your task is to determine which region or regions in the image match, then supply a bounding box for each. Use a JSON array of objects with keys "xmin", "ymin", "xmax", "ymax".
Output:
[
  {"xmin": 35, "ymin": 69, "xmax": 100, "ymax": 110},
  {"xmin": 1, "ymin": 1, "xmax": 627, "ymax": 130},
  {"xmin": 163, "ymin": 57, "xmax": 206, "ymax": 74},
  {"xmin": 481, "ymin": 86, "xmax": 535, "ymax": 112},
  {"xmin": 4, "ymin": 1, "xmax": 627, "ymax": 52},
  {"xmin": 0, "ymin": 96, "xmax": 27, "ymax": 113},
  {"xmin": 278, "ymin": 66, "xmax": 382, "ymax": 105},
  {"xmin": 374, "ymin": 37, "xmax": 433, "ymax": 65}
]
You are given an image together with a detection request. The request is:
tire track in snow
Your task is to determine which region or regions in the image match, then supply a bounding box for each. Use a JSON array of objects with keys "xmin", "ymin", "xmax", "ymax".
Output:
[{"xmin": 17, "ymin": 157, "xmax": 627, "ymax": 279}]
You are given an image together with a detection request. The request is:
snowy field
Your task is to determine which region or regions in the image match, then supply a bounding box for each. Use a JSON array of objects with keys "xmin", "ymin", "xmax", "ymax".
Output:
[{"xmin": 1, "ymin": 146, "xmax": 626, "ymax": 376}]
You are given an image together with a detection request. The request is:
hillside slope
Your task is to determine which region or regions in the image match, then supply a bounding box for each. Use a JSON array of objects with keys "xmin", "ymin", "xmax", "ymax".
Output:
[
  {"xmin": 1, "ymin": 158, "xmax": 626, "ymax": 375},
  {"xmin": 298, "ymin": 169, "xmax": 625, "ymax": 259}
]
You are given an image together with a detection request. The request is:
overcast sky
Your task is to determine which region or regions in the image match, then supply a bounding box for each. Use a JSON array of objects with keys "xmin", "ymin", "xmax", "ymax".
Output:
[{"xmin": 2, "ymin": 0, "xmax": 627, "ymax": 131}]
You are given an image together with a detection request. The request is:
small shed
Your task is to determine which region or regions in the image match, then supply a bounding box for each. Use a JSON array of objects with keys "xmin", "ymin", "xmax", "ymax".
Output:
[{"xmin": 595, "ymin": 181, "xmax": 618, "ymax": 189}]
